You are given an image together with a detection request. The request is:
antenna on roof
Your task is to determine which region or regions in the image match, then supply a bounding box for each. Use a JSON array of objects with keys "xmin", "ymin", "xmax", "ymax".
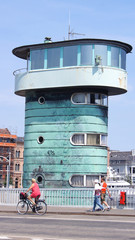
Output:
[{"xmin": 68, "ymin": 10, "xmax": 85, "ymax": 40}]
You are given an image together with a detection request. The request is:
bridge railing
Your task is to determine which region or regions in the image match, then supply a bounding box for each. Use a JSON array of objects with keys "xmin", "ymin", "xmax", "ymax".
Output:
[{"xmin": 0, "ymin": 188, "xmax": 135, "ymax": 209}]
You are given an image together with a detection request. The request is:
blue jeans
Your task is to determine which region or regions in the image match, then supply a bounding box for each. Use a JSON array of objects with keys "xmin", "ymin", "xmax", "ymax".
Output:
[{"xmin": 93, "ymin": 195, "xmax": 104, "ymax": 211}]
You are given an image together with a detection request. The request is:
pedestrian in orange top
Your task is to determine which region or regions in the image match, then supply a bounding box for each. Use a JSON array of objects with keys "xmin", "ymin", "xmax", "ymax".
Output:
[{"xmin": 101, "ymin": 177, "xmax": 111, "ymax": 210}]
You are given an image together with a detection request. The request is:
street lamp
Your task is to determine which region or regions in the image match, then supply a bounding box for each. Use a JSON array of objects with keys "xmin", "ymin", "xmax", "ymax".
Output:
[{"xmin": 0, "ymin": 152, "xmax": 11, "ymax": 188}]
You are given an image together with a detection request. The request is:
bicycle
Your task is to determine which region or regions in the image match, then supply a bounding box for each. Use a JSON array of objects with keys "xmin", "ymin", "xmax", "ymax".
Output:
[{"xmin": 16, "ymin": 192, "xmax": 47, "ymax": 215}]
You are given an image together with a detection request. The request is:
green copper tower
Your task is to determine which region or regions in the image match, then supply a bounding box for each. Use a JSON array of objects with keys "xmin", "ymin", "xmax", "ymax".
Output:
[{"xmin": 13, "ymin": 38, "xmax": 132, "ymax": 188}]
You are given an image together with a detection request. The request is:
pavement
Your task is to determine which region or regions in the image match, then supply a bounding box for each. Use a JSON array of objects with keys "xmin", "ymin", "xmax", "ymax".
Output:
[{"xmin": 0, "ymin": 205, "xmax": 135, "ymax": 217}]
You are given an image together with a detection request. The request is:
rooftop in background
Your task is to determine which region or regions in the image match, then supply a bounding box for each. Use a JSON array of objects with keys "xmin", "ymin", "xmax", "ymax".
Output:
[
  {"xmin": 110, "ymin": 150, "xmax": 135, "ymax": 161},
  {"xmin": 16, "ymin": 137, "xmax": 24, "ymax": 143},
  {"xmin": 0, "ymin": 128, "xmax": 10, "ymax": 135}
]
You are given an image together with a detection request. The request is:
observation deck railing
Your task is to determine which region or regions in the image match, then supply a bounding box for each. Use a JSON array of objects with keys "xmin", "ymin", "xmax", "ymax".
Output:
[{"xmin": 13, "ymin": 68, "xmax": 27, "ymax": 76}]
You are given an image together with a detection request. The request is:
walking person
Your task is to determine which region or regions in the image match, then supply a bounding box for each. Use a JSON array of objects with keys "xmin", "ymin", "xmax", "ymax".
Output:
[
  {"xmin": 101, "ymin": 177, "xmax": 111, "ymax": 210},
  {"xmin": 92, "ymin": 179, "xmax": 104, "ymax": 212}
]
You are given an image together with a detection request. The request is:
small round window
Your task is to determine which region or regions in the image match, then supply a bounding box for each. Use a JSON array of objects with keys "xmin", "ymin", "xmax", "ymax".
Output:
[
  {"xmin": 38, "ymin": 96, "xmax": 45, "ymax": 104},
  {"xmin": 37, "ymin": 136, "xmax": 44, "ymax": 144},
  {"xmin": 37, "ymin": 175, "xmax": 43, "ymax": 183}
]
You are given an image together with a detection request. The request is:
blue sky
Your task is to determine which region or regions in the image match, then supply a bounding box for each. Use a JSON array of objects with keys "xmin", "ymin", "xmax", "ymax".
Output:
[{"xmin": 0, "ymin": 0, "xmax": 135, "ymax": 151}]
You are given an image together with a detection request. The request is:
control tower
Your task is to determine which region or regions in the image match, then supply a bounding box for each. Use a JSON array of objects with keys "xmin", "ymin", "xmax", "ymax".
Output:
[{"xmin": 12, "ymin": 38, "xmax": 132, "ymax": 188}]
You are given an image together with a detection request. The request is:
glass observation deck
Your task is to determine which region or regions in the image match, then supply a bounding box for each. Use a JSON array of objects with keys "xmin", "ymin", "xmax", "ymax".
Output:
[
  {"xmin": 12, "ymin": 39, "xmax": 132, "ymax": 97},
  {"xmin": 28, "ymin": 44, "xmax": 126, "ymax": 71}
]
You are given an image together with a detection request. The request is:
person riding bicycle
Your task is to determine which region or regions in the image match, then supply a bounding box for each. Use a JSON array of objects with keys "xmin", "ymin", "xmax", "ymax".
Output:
[{"xmin": 25, "ymin": 178, "xmax": 41, "ymax": 206}]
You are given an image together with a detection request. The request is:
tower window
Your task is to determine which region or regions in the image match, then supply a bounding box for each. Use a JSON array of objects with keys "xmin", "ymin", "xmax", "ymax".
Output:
[
  {"xmin": 71, "ymin": 133, "xmax": 107, "ymax": 146},
  {"xmin": 37, "ymin": 136, "xmax": 44, "ymax": 144},
  {"xmin": 63, "ymin": 45, "xmax": 78, "ymax": 67},
  {"xmin": 87, "ymin": 134, "xmax": 100, "ymax": 145},
  {"xmin": 71, "ymin": 93, "xmax": 108, "ymax": 106},
  {"xmin": 47, "ymin": 47, "xmax": 60, "ymax": 68},
  {"xmin": 72, "ymin": 93, "xmax": 85, "ymax": 104},
  {"xmin": 69, "ymin": 175, "xmax": 100, "ymax": 187},
  {"xmin": 31, "ymin": 49, "xmax": 44, "ymax": 70},
  {"xmin": 70, "ymin": 175, "xmax": 84, "ymax": 187},
  {"xmin": 37, "ymin": 175, "xmax": 43, "ymax": 183},
  {"xmin": 81, "ymin": 45, "xmax": 93, "ymax": 65},
  {"xmin": 38, "ymin": 96, "xmax": 45, "ymax": 104},
  {"xmin": 111, "ymin": 47, "xmax": 119, "ymax": 68},
  {"xmin": 94, "ymin": 45, "xmax": 107, "ymax": 66},
  {"xmin": 121, "ymin": 49, "xmax": 126, "ymax": 69},
  {"xmin": 72, "ymin": 134, "xmax": 84, "ymax": 145}
]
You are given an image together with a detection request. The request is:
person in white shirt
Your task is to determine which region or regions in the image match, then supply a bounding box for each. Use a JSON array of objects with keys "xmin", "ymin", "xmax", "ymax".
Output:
[{"xmin": 92, "ymin": 179, "xmax": 104, "ymax": 212}]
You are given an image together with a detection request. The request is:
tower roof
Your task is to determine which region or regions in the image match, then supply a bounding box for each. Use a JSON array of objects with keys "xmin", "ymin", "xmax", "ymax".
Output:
[{"xmin": 12, "ymin": 38, "xmax": 132, "ymax": 60}]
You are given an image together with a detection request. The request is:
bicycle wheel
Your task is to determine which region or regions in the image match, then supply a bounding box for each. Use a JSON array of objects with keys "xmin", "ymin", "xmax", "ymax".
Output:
[
  {"xmin": 35, "ymin": 200, "xmax": 47, "ymax": 215},
  {"xmin": 17, "ymin": 200, "xmax": 28, "ymax": 215}
]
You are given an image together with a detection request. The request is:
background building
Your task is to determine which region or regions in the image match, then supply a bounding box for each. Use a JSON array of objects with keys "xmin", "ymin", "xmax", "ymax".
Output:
[
  {"xmin": 110, "ymin": 150, "xmax": 135, "ymax": 185},
  {"xmin": 13, "ymin": 38, "xmax": 132, "ymax": 188},
  {"xmin": 13, "ymin": 137, "xmax": 24, "ymax": 188},
  {"xmin": 0, "ymin": 128, "xmax": 24, "ymax": 188},
  {"xmin": 0, "ymin": 128, "xmax": 16, "ymax": 187}
]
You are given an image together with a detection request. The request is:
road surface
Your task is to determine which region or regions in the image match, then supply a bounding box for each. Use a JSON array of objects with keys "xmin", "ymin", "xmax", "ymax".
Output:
[{"xmin": 0, "ymin": 213, "xmax": 134, "ymax": 239}]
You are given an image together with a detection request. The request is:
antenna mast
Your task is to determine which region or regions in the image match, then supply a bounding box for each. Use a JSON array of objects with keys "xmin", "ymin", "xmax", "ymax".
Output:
[
  {"xmin": 68, "ymin": 10, "xmax": 85, "ymax": 40},
  {"xmin": 68, "ymin": 10, "xmax": 71, "ymax": 40}
]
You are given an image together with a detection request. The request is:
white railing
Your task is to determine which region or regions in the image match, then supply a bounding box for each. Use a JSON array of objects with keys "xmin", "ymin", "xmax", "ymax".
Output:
[
  {"xmin": 0, "ymin": 188, "xmax": 135, "ymax": 209},
  {"xmin": 13, "ymin": 68, "xmax": 27, "ymax": 76}
]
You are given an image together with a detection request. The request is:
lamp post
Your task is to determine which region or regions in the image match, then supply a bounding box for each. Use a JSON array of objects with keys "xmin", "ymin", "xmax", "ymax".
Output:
[{"xmin": 0, "ymin": 152, "xmax": 11, "ymax": 188}]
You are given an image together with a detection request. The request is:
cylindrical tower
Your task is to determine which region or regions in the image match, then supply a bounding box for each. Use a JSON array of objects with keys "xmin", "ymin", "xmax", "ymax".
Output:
[{"xmin": 13, "ymin": 38, "xmax": 132, "ymax": 188}]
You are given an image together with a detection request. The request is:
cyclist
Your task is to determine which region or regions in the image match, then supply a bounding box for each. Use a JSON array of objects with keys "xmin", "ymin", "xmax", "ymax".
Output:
[{"xmin": 25, "ymin": 178, "xmax": 41, "ymax": 206}]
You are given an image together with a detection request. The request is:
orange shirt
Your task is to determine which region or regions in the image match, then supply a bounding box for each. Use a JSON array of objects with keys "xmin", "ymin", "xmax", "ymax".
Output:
[{"xmin": 101, "ymin": 182, "xmax": 107, "ymax": 193}]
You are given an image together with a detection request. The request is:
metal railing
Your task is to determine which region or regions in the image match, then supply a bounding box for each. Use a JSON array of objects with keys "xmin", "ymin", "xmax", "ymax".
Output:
[
  {"xmin": 13, "ymin": 68, "xmax": 27, "ymax": 76},
  {"xmin": 0, "ymin": 188, "xmax": 135, "ymax": 209}
]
